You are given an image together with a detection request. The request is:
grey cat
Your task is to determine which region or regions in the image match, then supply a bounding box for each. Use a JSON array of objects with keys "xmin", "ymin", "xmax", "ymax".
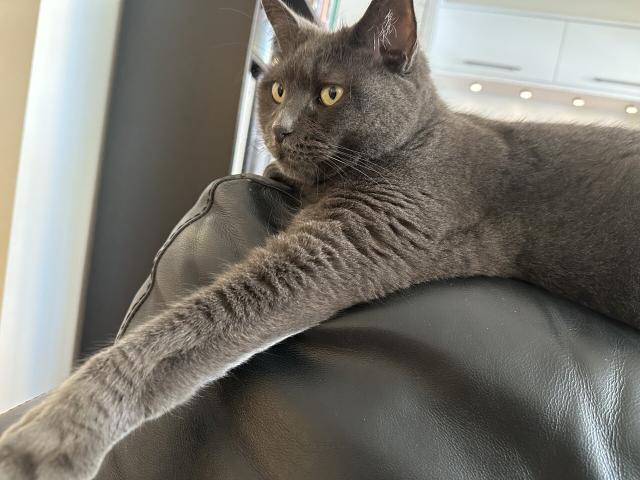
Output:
[{"xmin": 1, "ymin": 0, "xmax": 639, "ymax": 478}]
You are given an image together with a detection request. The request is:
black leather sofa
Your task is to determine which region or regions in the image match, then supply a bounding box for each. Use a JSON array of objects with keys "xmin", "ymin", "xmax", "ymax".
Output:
[{"xmin": 2, "ymin": 175, "xmax": 639, "ymax": 479}]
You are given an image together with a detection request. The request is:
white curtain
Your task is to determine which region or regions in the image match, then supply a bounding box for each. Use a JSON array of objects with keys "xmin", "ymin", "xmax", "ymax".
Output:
[{"xmin": 0, "ymin": 0, "xmax": 123, "ymax": 413}]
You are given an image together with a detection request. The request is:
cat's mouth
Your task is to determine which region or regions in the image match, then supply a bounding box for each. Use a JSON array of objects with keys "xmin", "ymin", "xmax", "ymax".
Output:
[
  {"xmin": 275, "ymin": 141, "xmax": 314, "ymax": 167},
  {"xmin": 270, "ymin": 135, "xmax": 364, "ymax": 186},
  {"xmin": 270, "ymin": 142, "xmax": 338, "ymax": 185}
]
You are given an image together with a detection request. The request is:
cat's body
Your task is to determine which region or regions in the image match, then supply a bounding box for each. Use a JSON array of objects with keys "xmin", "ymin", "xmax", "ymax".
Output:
[
  {"xmin": 385, "ymin": 113, "xmax": 640, "ymax": 325},
  {"xmin": 479, "ymin": 119, "xmax": 640, "ymax": 324},
  {"xmin": 288, "ymin": 107, "xmax": 640, "ymax": 328},
  {"xmin": 0, "ymin": 0, "xmax": 638, "ymax": 478}
]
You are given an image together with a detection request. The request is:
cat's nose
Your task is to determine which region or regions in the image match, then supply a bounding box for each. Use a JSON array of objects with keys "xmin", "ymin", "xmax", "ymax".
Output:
[{"xmin": 274, "ymin": 125, "xmax": 293, "ymax": 144}]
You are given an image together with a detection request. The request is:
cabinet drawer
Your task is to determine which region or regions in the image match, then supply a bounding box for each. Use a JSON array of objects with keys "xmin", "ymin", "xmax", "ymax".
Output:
[
  {"xmin": 556, "ymin": 22, "xmax": 640, "ymax": 97},
  {"xmin": 429, "ymin": 7, "xmax": 565, "ymax": 82}
]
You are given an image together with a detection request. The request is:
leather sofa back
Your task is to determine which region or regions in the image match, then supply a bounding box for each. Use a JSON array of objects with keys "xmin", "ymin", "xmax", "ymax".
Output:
[{"xmin": 97, "ymin": 175, "xmax": 640, "ymax": 480}]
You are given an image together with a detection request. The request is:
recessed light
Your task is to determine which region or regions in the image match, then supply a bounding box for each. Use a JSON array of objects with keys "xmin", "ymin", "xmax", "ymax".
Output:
[
  {"xmin": 469, "ymin": 82, "xmax": 483, "ymax": 93},
  {"xmin": 519, "ymin": 90, "xmax": 533, "ymax": 100},
  {"xmin": 572, "ymin": 98, "xmax": 586, "ymax": 107},
  {"xmin": 626, "ymin": 105, "xmax": 638, "ymax": 115}
]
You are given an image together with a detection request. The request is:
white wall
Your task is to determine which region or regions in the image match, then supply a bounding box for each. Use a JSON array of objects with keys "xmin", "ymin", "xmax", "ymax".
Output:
[
  {"xmin": 446, "ymin": 0, "xmax": 640, "ymax": 24},
  {"xmin": 427, "ymin": 1, "xmax": 640, "ymax": 128},
  {"xmin": 0, "ymin": 0, "xmax": 40, "ymax": 318}
]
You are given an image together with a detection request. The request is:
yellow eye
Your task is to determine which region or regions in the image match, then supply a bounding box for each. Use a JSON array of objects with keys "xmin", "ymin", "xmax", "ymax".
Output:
[
  {"xmin": 272, "ymin": 82, "xmax": 286, "ymax": 104},
  {"xmin": 320, "ymin": 85, "xmax": 344, "ymax": 106}
]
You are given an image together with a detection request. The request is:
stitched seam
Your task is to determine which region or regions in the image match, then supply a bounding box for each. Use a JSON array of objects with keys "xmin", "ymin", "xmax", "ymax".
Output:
[{"xmin": 115, "ymin": 174, "xmax": 293, "ymax": 340}]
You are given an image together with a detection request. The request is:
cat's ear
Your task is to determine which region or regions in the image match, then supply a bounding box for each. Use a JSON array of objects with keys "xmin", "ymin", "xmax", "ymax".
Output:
[
  {"xmin": 351, "ymin": 0, "xmax": 418, "ymax": 72},
  {"xmin": 261, "ymin": 0, "xmax": 316, "ymax": 54}
]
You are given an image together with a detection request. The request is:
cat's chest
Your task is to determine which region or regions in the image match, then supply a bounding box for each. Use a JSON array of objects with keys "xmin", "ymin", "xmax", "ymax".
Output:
[{"xmin": 307, "ymin": 181, "xmax": 454, "ymax": 229}]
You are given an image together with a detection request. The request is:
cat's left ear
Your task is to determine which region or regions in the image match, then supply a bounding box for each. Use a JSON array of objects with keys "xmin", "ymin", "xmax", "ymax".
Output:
[
  {"xmin": 261, "ymin": 0, "xmax": 316, "ymax": 55},
  {"xmin": 351, "ymin": 0, "xmax": 418, "ymax": 73}
]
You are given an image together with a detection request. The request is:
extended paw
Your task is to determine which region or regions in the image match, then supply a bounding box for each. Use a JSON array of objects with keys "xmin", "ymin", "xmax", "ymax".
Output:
[
  {"xmin": 0, "ymin": 415, "xmax": 97, "ymax": 480},
  {"xmin": 0, "ymin": 440, "xmax": 43, "ymax": 480}
]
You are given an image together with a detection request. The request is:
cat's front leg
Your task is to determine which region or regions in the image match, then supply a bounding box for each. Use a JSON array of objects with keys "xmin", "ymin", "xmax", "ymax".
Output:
[
  {"xmin": 0, "ymin": 332, "xmax": 165, "ymax": 480},
  {"xmin": 0, "ymin": 202, "xmax": 419, "ymax": 480},
  {"xmin": 0, "ymin": 303, "xmax": 236, "ymax": 480}
]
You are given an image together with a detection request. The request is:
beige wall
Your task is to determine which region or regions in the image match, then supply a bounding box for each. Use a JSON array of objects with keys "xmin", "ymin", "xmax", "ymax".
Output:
[
  {"xmin": 0, "ymin": 0, "xmax": 40, "ymax": 310},
  {"xmin": 447, "ymin": 0, "xmax": 640, "ymax": 24}
]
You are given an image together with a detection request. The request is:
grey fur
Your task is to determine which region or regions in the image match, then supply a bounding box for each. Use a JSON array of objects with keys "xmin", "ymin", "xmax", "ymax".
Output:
[{"xmin": 0, "ymin": 0, "xmax": 638, "ymax": 478}]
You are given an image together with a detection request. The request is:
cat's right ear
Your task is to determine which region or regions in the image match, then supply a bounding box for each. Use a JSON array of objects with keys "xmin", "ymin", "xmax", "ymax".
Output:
[
  {"xmin": 261, "ymin": 0, "xmax": 315, "ymax": 54},
  {"xmin": 351, "ymin": 0, "xmax": 418, "ymax": 73}
]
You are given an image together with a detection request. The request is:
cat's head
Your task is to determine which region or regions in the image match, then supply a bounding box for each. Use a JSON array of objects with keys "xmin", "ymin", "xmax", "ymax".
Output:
[{"xmin": 257, "ymin": 0, "xmax": 438, "ymax": 186}]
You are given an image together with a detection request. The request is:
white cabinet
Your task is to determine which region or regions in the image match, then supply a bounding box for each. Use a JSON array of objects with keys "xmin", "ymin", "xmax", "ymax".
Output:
[
  {"xmin": 556, "ymin": 22, "xmax": 640, "ymax": 97},
  {"xmin": 429, "ymin": 7, "xmax": 565, "ymax": 82}
]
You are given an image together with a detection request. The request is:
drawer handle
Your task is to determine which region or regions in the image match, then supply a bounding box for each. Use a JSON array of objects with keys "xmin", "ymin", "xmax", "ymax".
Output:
[
  {"xmin": 593, "ymin": 77, "xmax": 640, "ymax": 88},
  {"xmin": 463, "ymin": 60, "xmax": 522, "ymax": 72}
]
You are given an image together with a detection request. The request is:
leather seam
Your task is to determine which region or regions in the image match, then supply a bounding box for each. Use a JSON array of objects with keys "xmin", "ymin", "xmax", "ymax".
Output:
[{"xmin": 115, "ymin": 174, "xmax": 292, "ymax": 340}]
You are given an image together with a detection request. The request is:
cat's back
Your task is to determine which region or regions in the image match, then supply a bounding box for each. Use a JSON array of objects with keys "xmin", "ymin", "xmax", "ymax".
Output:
[
  {"xmin": 467, "ymin": 116, "xmax": 640, "ymax": 325},
  {"xmin": 467, "ymin": 115, "xmax": 639, "ymax": 168},
  {"xmin": 464, "ymin": 115, "xmax": 640, "ymax": 205},
  {"xmin": 506, "ymin": 120, "xmax": 638, "ymax": 166}
]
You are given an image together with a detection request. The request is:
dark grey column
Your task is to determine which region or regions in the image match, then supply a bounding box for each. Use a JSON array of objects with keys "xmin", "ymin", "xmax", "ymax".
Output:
[{"xmin": 79, "ymin": 0, "xmax": 256, "ymax": 357}]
